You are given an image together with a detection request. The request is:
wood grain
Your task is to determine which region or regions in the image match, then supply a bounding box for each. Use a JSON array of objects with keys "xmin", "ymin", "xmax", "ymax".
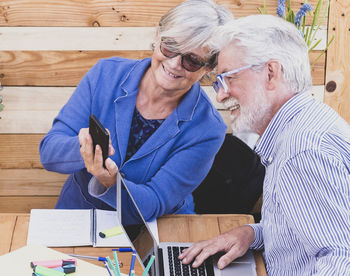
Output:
[
  {"xmin": 324, "ymin": 0, "xmax": 350, "ymax": 123},
  {"xmin": 10, "ymin": 215, "xmax": 29, "ymax": 251},
  {"xmin": 0, "ymin": 50, "xmax": 325, "ymax": 86},
  {"xmin": 0, "ymin": 50, "xmax": 152, "ymax": 86},
  {"xmin": 0, "ymin": 214, "xmax": 16, "ymax": 254},
  {"xmin": 0, "ymin": 197, "xmax": 58, "ymax": 213},
  {"xmin": 0, "ymin": 27, "xmax": 156, "ymax": 50},
  {"xmin": 0, "ymin": 134, "xmax": 43, "ymax": 168},
  {"xmin": 0, "ymin": 0, "xmax": 326, "ymax": 27},
  {"xmin": 0, "ymin": 26, "xmax": 327, "ymax": 51},
  {"xmin": 0, "ymin": 169, "xmax": 66, "ymax": 196}
]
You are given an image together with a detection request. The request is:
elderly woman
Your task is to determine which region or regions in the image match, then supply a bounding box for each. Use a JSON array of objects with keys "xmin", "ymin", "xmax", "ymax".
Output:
[{"xmin": 39, "ymin": 0, "xmax": 232, "ymax": 224}]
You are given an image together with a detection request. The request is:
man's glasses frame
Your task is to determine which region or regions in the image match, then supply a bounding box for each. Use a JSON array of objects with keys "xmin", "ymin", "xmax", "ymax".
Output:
[
  {"xmin": 212, "ymin": 64, "xmax": 254, "ymax": 93},
  {"xmin": 159, "ymin": 41, "xmax": 216, "ymax": 72}
]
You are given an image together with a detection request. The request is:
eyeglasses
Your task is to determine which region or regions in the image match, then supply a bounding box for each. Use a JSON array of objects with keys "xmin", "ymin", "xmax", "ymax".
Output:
[
  {"xmin": 159, "ymin": 41, "xmax": 217, "ymax": 72},
  {"xmin": 212, "ymin": 64, "xmax": 254, "ymax": 93}
]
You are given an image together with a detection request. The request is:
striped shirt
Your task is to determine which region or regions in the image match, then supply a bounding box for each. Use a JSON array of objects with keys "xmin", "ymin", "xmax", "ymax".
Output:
[{"xmin": 250, "ymin": 92, "xmax": 350, "ymax": 275}]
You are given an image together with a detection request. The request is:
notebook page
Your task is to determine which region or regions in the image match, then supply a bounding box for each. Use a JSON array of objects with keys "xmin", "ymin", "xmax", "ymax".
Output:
[
  {"xmin": 27, "ymin": 209, "xmax": 92, "ymax": 247},
  {"xmin": 94, "ymin": 209, "xmax": 131, "ymax": 247}
]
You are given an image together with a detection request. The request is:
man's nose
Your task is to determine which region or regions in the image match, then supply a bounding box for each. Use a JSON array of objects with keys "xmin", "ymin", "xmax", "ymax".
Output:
[{"xmin": 216, "ymin": 88, "xmax": 230, "ymax": 103}]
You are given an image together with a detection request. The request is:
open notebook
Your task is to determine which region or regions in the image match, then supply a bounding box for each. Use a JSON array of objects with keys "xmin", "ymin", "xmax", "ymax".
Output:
[{"xmin": 27, "ymin": 208, "xmax": 130, "ymax": 247}]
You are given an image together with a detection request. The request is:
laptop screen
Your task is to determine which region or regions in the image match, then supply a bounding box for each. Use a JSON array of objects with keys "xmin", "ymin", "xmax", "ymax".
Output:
[{"xmin": 119, "ymin": 176, "xmax": 158, "ymax": 273}]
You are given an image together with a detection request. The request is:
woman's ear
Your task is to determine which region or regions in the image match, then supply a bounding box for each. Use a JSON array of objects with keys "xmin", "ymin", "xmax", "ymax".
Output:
[{"xmin": 265, "ymin": 60, "xmax": 282, "ymax": 90}]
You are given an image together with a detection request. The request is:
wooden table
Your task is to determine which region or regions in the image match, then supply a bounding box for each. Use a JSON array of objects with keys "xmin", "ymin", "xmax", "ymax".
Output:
[{"xmin": 0, "ymin": 213, "xmax": 266, "ymax": 275}]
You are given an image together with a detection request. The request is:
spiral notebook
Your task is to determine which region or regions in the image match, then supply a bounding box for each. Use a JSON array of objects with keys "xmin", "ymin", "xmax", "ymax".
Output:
[{"xmin": 27, "ymin": 208, "xmax": 131, "ymax": 247}]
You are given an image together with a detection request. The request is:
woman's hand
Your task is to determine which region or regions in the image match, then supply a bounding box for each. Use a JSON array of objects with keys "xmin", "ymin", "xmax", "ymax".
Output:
[
  {"xmin": 78, "ymin": 128, "xmax": 118, "ymax": 188},
  {"xmin": 178, "ymin": 225, "xmax": 255, "ymax": 269}
]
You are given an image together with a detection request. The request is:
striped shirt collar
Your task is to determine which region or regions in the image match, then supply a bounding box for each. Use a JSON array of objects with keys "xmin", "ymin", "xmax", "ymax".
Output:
[{"xmin": 255, "ymin": 91, "xmax": 314, "ymax": 165}]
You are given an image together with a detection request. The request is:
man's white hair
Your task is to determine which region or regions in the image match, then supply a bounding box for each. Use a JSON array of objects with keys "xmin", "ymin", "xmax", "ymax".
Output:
[{"xmin": 210, "ymin": 14, "xmax": 312, "ymax": 94}]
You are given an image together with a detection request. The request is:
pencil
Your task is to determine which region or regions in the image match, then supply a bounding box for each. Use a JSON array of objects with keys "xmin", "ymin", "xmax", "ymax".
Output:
[
  {"xmin": 113, "ymin": 250, "xmax": 122, "ymax": 276},
  {"xmin": 106, "ymin": 256, "xmax": 118, "ymax": 276}
]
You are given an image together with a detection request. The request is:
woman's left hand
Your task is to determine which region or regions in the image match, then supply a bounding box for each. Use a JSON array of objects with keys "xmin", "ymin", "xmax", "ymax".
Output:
[{"xmin": 79, "ymin": 128, "xmax": 119, "ymax": 188}]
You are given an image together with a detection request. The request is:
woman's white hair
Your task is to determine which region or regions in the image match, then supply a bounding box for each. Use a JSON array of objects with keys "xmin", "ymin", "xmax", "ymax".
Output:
[
  {"xmin": 210, "ymin": 15, "xmax": 312, "ymax": 94},
  {"xmin": 158, "ymin": 0, "xmax": 233, "ymax": 57}
]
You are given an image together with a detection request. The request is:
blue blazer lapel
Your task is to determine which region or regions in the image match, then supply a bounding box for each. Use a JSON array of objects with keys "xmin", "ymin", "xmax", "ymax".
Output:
[
  {"xmin": 114, "ymin": 91, "xmax": 136, "ymax": 165},
  {"xmin": 128, "ymin": 82, "xmax": 201, "ymax": 161},
  {"xmin": 114, "ymin": 58, "xmax": 152, "ymax": 164}
]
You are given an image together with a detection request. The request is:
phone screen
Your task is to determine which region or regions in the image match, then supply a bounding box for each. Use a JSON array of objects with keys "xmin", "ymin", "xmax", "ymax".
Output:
[{"xmin": 89, "ymin": 114, "xmax": 109, "ymax": 168}]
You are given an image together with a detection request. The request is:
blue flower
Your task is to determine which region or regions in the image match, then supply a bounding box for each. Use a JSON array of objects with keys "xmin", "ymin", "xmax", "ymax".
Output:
[
  {"xmin": 294, "ymin": 3, "xmax": 313, "ymax": 26},
  {"xmin": 276, "ymin": 0, "xmax": 285, "ymax": 17}
]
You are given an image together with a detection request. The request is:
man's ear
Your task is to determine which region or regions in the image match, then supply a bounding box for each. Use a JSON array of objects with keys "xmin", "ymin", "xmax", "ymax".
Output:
[{"xmin": 265, "ymin": 60, "xmax": 282, "ymax": 90}]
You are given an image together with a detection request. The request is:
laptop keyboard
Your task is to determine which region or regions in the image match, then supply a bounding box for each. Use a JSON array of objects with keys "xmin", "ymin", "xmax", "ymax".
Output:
[{"xmin": 167, "ymin": 246, "xmax": 214, "ymax": 276}]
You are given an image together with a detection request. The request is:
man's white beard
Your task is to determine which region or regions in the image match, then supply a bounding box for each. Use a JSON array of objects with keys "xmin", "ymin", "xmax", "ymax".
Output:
[{"xmin": 226, "ymin": 85, "xmax": 272, "ymax": 134}]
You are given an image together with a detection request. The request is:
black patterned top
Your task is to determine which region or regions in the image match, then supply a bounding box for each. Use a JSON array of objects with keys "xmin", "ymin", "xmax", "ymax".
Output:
[{"xmin": 125, "ymin": 108, "xmax": 164, "ymax": 161}]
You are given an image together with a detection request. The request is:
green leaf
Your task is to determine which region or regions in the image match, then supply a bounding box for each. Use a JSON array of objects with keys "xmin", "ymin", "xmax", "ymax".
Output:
[
  {"xmin": 308, "ymin": 38, "xmax": 322, "ymax": 52},
  {"xmin": 310, "ymin": 0, "xmax": 330, "ymax": 46},
  {"xmin": 286, "ymin": 9, "xmax": 295, "ymax": 24},
  {"xmin": 0, "ymin": 103, "xmax": 4, "ymax": 112},
  {"xmin": 258, "ymin": 0, "xmax": 268, "ymax": 14},
  {"xmin": 310, "ymin": 34, "xmax": 335, "ymax": 68},
  {"xmin": 307, "ymin": 0, "xmax": 323, "ymax": 44}
]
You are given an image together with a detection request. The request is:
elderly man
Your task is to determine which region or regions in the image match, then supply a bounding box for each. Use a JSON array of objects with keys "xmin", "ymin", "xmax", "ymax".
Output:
[{"xmin": 179, "ymin": 15, "xmax": 350, "ymax": 275}]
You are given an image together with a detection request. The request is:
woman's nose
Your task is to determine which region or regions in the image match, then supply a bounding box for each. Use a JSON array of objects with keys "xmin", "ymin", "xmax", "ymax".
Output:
[{"xmin": 167, "ymin": 55, "xmax": 182, "ymax": 69}]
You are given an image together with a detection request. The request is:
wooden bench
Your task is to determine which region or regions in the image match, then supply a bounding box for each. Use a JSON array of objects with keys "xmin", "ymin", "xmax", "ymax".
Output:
[{"xmin": 0, "ymin": 0, "xmax": 348, "ymax": 213}]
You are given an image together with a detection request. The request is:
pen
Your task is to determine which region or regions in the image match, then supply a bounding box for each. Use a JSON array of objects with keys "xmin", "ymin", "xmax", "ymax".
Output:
[
  {"xmin": 112, "ymin": 248, "xmax": 133, "ymax": 252},
  {"xmin": 68, "ymin": 253, "xmax": 107, "ymax": 262},
  {"xmin": 104, "ymin": 261, "xmax": 113, "ymax": 276},
  {"xmin": 31, "ymin": 259, "xmax": 76, "ymax": 268},
  {"xmin": 33, "ymin": 265, "xmax": 66, "ymax": 276},
  {"xmin": 142, "ymin": 255, "xmax": 155, "ymax": 276},
  {"xmin": 129, "ymin": 252, "xmax": 136, "ymax": 276},
  {"xmin": 113, "ymin": 250, "xmax": 122, "ymax": 276},
  {"xmin": 51, "ymin": 264, "xmax": 76, "ymax": 274},
  {"xmin": 106, "ymin": 256, "xmax": 118, "ymax": 276}
]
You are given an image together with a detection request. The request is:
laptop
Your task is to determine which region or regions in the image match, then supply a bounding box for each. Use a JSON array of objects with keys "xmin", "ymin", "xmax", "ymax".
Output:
[{"xmin": 117, "ymin": 175, "xmax": 257, "ymax": 276}]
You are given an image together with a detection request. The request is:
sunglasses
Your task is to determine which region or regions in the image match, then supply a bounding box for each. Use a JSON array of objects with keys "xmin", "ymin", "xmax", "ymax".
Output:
[{"xmin": 159, "ymin": 41, "xmax": 217, "ymax": 72}]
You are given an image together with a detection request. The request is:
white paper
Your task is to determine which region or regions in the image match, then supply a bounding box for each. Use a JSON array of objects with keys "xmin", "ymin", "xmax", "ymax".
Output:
[
  {"xmin": 0, "ymin": 244, "xmax": 128, "ymax": 275},
  {"xmin": 27, "ymin": 209, "xmax": 92, "ymax": 247},
  {"xmin": 94, "ymin": 209, "xmax": 131, "ymax": 247}
]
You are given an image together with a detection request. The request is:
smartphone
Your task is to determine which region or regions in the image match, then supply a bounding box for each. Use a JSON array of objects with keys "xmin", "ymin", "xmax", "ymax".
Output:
[{"xmin": 89, "ymin": 114, "xmax": 109, "ymax": 168}]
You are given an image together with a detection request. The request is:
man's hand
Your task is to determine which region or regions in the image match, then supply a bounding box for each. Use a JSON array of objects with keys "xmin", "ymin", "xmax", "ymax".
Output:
[
  {"xmin": 78, "ymin": 128, "xmax": 118, "ymax": 188},
  {"xmin": 178, "ymin": 225, "xmax": 255, "ymax": 269}
]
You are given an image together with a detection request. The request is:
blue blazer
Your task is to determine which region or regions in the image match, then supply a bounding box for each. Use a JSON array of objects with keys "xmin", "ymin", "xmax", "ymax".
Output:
[{"xmin": 40, "ymin": 57, "xmax": 226, "ymax": 224}]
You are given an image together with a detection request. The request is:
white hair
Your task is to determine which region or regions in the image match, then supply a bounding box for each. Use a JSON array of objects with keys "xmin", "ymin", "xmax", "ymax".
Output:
[
  {"xmin": 210, "ymin": 15, "xmax": 312, "ymax": 94},
  {"xmin": 158, "ymin": 0, "xmax": 233, "ymax": 57}
]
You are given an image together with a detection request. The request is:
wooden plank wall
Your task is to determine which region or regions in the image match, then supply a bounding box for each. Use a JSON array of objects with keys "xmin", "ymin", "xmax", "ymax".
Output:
[{"xmin": 0, "ymin": 0, "xmax": 344, "ymax": 213}]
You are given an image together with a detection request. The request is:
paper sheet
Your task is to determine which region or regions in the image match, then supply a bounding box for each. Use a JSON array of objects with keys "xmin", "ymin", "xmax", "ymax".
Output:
[
  {"xmin": 27, "ymin": 209, "xmax": 92, "ymax": 247},
  {"xmin": 0, "ymin": 244, "xmax": 127, "ymax": 275},
  {"xmin": 95, "ymin": 209, "xmax": 131, "ymax": 247}
]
